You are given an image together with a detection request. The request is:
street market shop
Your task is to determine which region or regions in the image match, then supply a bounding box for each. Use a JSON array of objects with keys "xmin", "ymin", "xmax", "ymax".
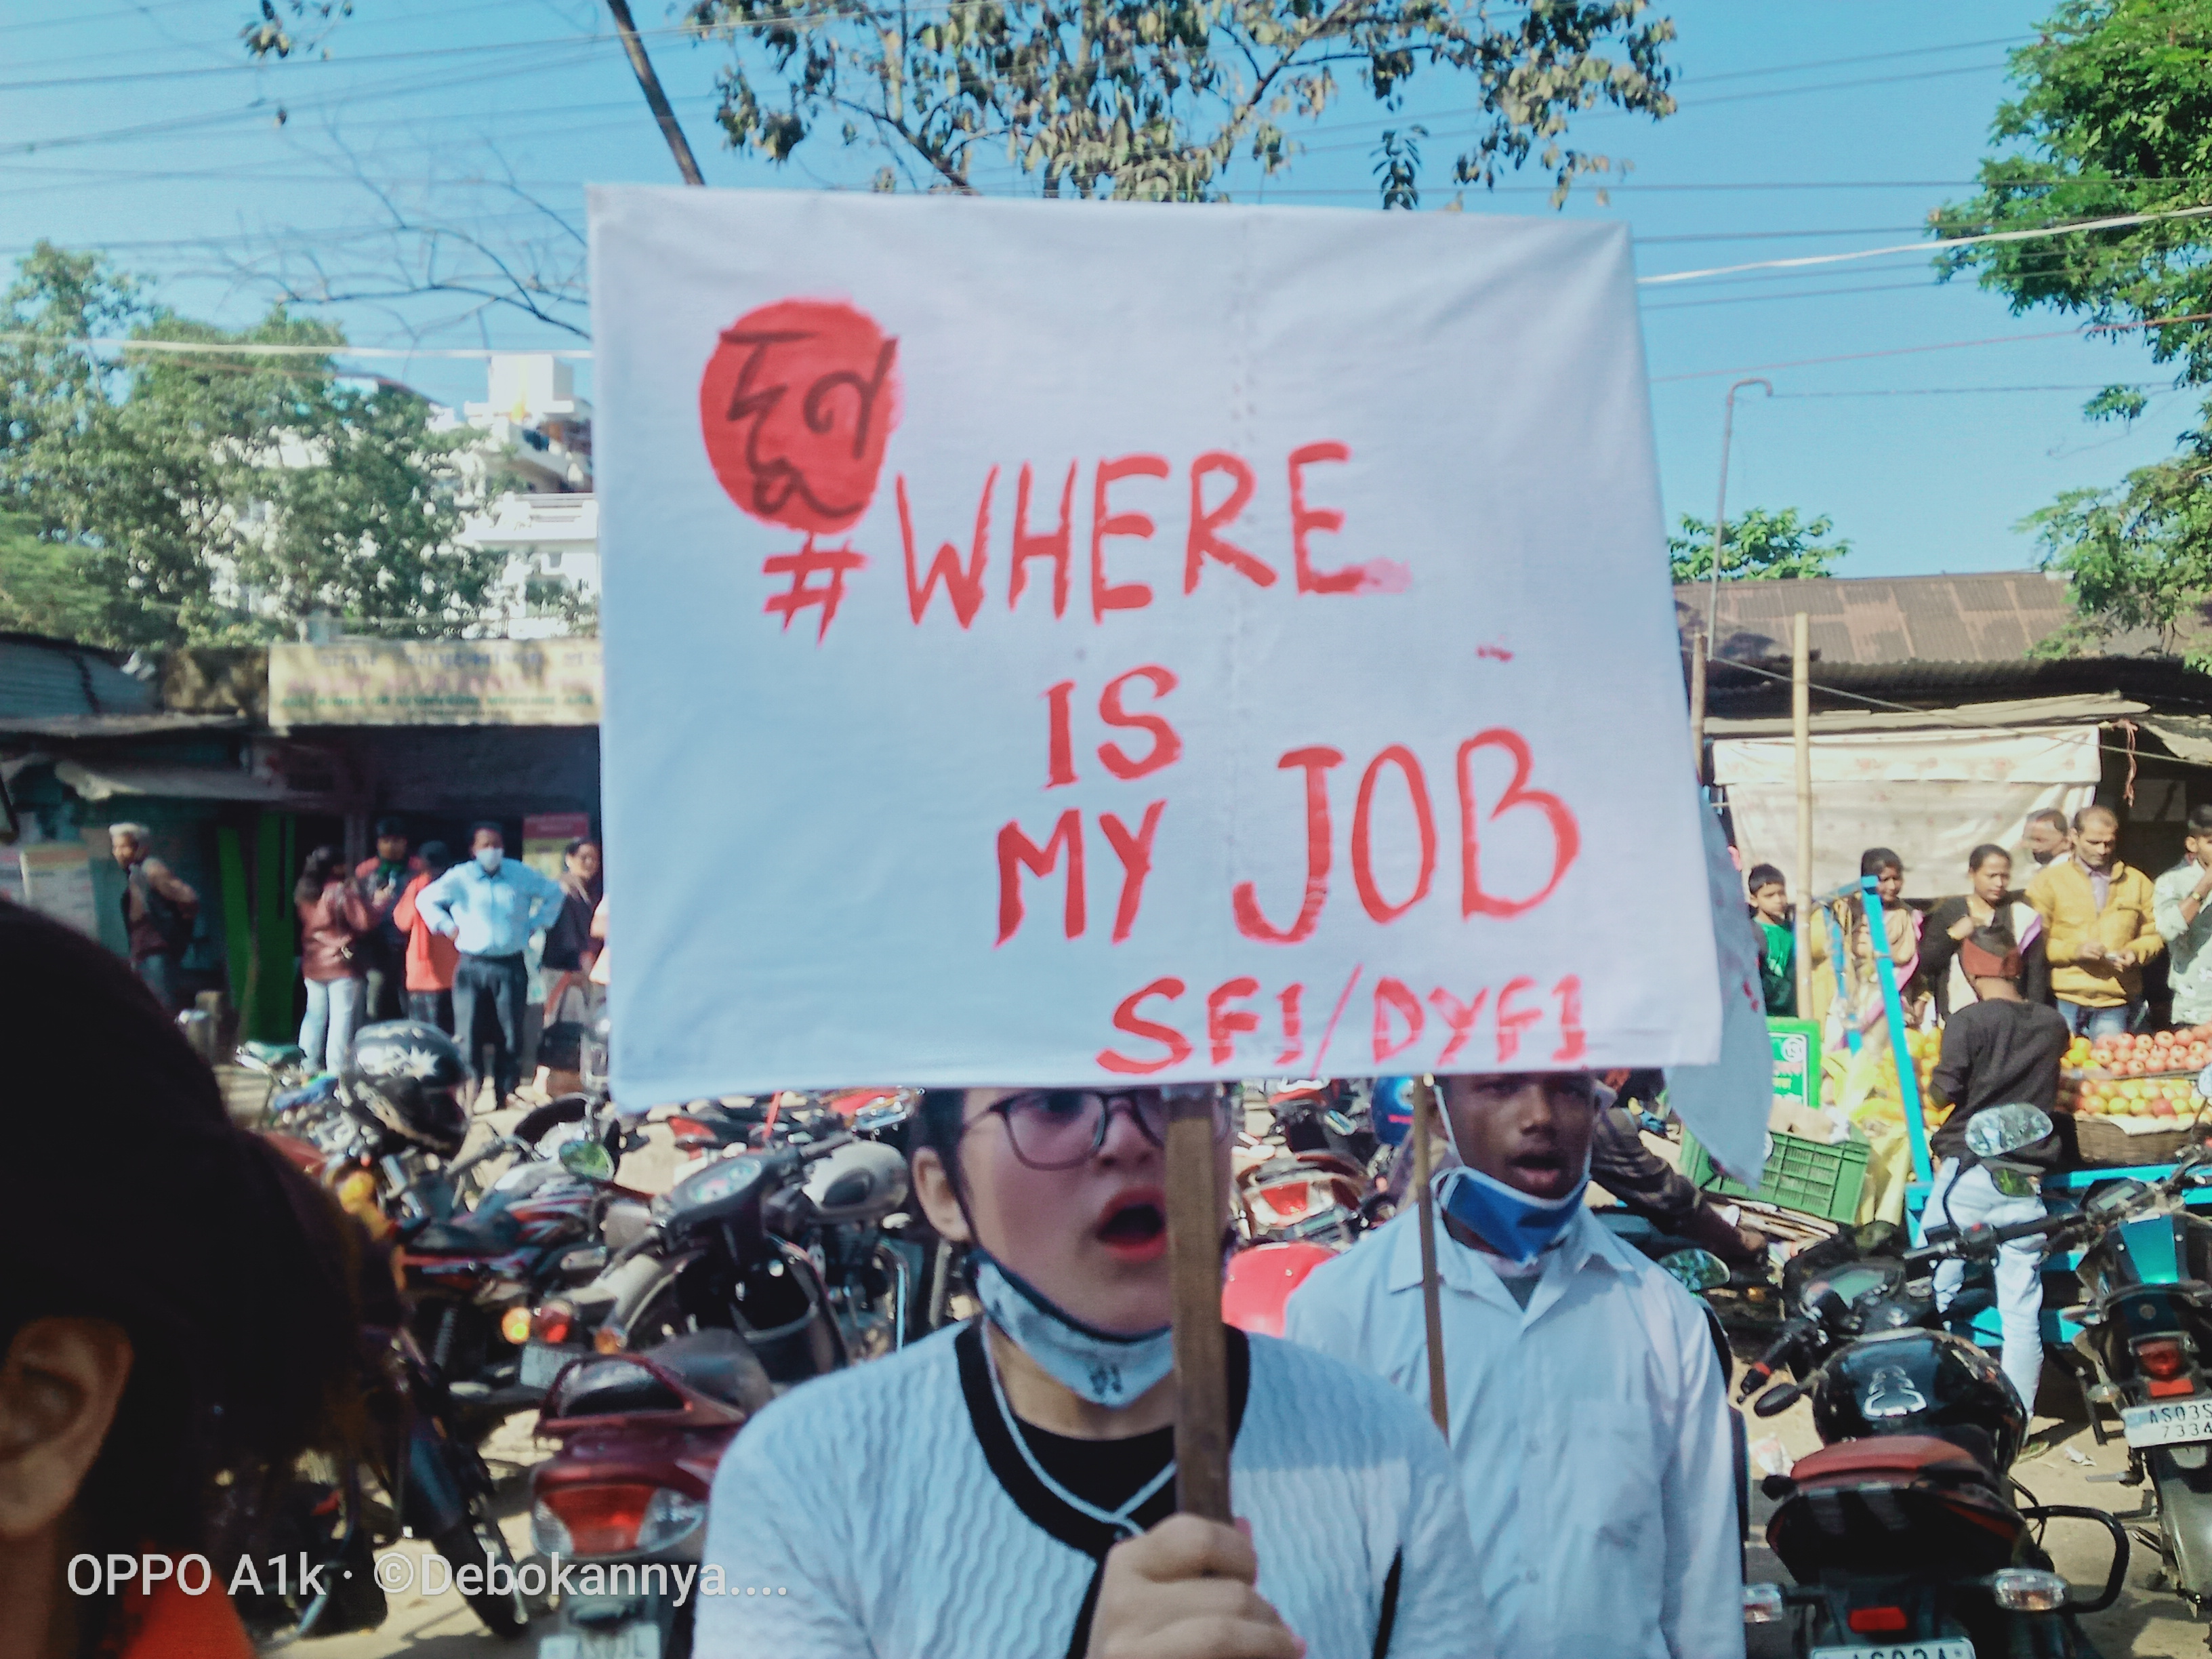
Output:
[{"xmin": 0, "ymin": 633, "xmax": 602, "ymax": 1047}]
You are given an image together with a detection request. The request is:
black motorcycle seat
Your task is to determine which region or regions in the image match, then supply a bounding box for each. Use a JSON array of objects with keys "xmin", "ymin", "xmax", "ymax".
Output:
[
  {"xmin": 653, "ymin": 1329, "xmax": 775, "ymax": 1412},
  {"xmin": 552, "ymin": 1330, "xmax": 774, "ymax": 1419}
]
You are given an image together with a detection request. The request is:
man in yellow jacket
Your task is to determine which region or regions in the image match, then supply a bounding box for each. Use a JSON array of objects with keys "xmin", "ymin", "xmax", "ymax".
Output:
[{"xmin": 2026, "ymin": 804, "xmax": 2162, "ymax": 1039}]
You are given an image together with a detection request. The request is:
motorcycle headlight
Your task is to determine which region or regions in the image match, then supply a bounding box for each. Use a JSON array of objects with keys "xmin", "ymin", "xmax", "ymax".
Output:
[{"xmin": 1990, "ymin": 1568, "xmax": 2067, "ymax": 1612}]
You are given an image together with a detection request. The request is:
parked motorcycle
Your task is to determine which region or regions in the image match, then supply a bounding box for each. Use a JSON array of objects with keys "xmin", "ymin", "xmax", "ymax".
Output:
[
  {"xmin": 1738, "ymin": 1106, "xmax": 2127, "ymax": 1658},
  {"xmin": 536, "ymin": 1121, "xmax": 920, "ymax": 1382},
  {"xmin": 529, "ymin": 1332, "xmax": 771, "ymax": 1659},
  {"xmin": 1938, "ymin": 1139, "xmax": 2212, "ymax": 1637}
]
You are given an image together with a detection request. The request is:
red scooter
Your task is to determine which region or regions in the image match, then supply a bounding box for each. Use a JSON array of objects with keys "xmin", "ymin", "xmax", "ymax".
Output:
[{"xmin": 531, "ymin": 1330, "xmax": 770, "ymax": 1659}]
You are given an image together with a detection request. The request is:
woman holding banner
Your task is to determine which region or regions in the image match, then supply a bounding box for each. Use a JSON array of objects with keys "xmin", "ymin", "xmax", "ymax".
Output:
[{"xmin": 693, "ymin": 1084, "xmax": 1492, "ymax": 1659}]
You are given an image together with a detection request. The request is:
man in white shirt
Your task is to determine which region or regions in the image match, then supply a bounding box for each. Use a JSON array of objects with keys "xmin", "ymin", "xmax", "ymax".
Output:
[
  {"xmin": 694, "ymin": 1084, "xmax": 1494, "ymax": 1659},
  {"xmin": 1284, "ymin": 1071, "xmax": 1743, "ymax": 1659}
]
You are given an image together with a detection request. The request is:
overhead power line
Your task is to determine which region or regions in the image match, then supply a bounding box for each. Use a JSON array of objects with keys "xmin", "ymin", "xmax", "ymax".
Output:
[
  {"xmin": 1638, "ymin": 203, "xmax": 2212, "ymax": 286},
  {"xmin": 0, "ymin": 333, "xmax": 590, "ymax": 360},
  {"xmin": 1652, "ymin": 312, "xmax": 2212, "ymax": 386}
]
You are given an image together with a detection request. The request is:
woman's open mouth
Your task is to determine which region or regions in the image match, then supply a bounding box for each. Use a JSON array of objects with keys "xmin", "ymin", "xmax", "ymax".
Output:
[{"xmin": 1097, "ymin": 1191, "xmax": 1168, "ymax": 1263}]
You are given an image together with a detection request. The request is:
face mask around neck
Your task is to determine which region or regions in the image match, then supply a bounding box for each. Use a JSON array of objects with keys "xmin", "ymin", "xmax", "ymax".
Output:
[
  {"xmin": 972, "ymin": 1254, "xmax": 1174, "ymax": 1408},
  {"xmin": 1436, "ymin": 1160, "xmax": 1590, "ymax": 1267},
  {"xmin": 475, "ymin": 847, "xmax": 504, "ymax": 874}
]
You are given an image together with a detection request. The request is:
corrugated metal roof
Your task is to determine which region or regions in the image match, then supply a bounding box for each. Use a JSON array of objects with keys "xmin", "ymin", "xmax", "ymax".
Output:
[
  {"xmin": 0, "ymin": 635, "xmax": 159, "ymax": 720},
  {"xmin": 1675, "ymin": 572, "xmax": 2080, "ymax": 665}
]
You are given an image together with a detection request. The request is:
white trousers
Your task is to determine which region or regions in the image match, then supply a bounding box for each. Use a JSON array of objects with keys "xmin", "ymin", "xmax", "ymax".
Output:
[{"xmin": 1928, "ymin": 1159, "xmax": 2046, "ymax": 1414}]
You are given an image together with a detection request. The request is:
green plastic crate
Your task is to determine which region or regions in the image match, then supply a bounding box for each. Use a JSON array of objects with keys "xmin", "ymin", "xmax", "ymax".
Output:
[{"xmin": 1681, "ymin": 1128, "xmax": 1868, "ymax": 1225}]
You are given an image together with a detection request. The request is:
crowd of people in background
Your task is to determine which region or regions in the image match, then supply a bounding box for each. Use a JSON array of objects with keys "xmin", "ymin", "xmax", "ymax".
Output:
[
  {"xmin": 91, "ymin": 815, "xmax": 609, "ymax": 1111},
  {"xmin": 1748, "ymin": 801, "xmax": 2205, "ymax": 1042},
  {"xmin": 281, "ymin": 820, "xmax": 602, "ymax": 1109}
]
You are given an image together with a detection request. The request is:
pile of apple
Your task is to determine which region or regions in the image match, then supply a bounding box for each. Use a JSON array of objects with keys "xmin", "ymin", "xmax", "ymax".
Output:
[
  {"xmin": 2062, "ymin": 1073, "xmax": 2206, "ymax": 1119},
  {"xmin": 2086, "ymin": 1027, "xmax": 2212, "ymax": 1078}
]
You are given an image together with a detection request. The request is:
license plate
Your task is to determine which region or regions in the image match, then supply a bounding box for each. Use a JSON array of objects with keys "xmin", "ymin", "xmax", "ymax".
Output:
[
  {"xmin": 2123, "ymin": 1396, "xmax": 2212, "ymax": 1448},
  {"xmin": 521, "ymin": 1342, "xmax": 580, "ymax": 1391},
  {"xmin": 1811, "ymin": 1643, "xmax": 1973, "ymax": 1659},
  {"xmin": 539, "ymin": 1625, "xmax": 661, "ymax": 1659}
]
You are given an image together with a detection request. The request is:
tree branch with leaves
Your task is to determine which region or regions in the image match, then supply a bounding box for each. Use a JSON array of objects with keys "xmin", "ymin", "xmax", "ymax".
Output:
[{"xmin": 684, "ymin": 0, "xmax": 1677, "ymax": 203}]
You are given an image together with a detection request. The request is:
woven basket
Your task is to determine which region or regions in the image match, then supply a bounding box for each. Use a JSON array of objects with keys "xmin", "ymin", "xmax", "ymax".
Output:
[{"xmin": 2071, "ymin": 1112, "xmax": 2203, "ymax": 1168}]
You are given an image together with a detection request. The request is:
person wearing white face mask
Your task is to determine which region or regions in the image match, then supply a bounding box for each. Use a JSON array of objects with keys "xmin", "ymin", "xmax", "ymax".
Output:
[
  {"xmin": 412, "ymin": 821, "xmax": 564, "ymax": 1110},
  {"xmin": 1284, "ymin": 1072, "xmax": 1743, "ymax": 1659},
  {"xmin": 694, "ymin": 1084, "xmax": 1494, "ymax": 1659}
]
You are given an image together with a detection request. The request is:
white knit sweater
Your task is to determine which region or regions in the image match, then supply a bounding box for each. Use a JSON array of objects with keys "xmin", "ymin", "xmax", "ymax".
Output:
[{"xmin": 693, "ymin": 1322, "xmax": 1495, "ymax": 1659}]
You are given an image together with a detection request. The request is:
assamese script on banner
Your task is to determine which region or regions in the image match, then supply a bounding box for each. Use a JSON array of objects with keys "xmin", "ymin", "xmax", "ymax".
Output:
[{"xmin": 590, "ymin": 186, "xmax": 1721, "ymax": 1101}]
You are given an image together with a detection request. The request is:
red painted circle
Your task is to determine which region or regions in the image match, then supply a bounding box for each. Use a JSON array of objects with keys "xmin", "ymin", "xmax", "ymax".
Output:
[{"xmin": 699, "ymin": 299, "xmax": 900, "ymax": 536}]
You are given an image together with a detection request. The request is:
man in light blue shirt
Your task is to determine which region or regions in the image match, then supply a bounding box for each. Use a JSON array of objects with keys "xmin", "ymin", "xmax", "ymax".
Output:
[
  {"xmin": 415, "ymin": 821, "xmax": 565, "ymax": 1108},
  {"xmin": 2154, "ymin": 804, "xmax": 2212, "ymax": 1028}
]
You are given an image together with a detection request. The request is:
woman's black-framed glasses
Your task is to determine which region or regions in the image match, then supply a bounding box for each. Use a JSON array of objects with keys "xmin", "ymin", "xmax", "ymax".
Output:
[{"xmin": 974, "ymin": 1086, "xmax": 1236, "ymax": 1171}]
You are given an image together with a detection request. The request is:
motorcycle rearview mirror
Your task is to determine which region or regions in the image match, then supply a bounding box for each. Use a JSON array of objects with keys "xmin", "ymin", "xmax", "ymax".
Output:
[
  {"xmin": 558, "ymin": 1139, "xmax": 615, "ymax": 1181},
  {"xmin": 1658, "ymin": 1248, "xmax": 1731, "ymax": 1293},
  {"xmin": 1964, "ymin": 1102, "xmax": 2055, "ymax": 1160},
  {"xmin": 1753, "ymin": 1382, "xmax": 1804, "ymax": 1418}
]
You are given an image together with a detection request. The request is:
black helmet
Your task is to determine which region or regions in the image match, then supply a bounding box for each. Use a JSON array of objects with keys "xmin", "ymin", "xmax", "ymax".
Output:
[
  {"xmin": 344, "ymin": 1021, "xmax": 469, "ymax": 1157},
  {"xmin": 1811, "ymin": 1326, "xmax": 2028, "ymax": 1473}
]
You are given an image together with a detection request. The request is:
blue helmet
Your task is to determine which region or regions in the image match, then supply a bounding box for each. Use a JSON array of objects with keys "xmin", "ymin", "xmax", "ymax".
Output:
[{"xmin": 1372, "ymin": 1077, "xmax": 1418, "ymax": 1146}]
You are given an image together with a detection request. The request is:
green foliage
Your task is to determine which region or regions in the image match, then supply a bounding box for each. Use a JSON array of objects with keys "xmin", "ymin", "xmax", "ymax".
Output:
[
  {"xmin": 1667, "ymin": 507, "xmax": 1849, "ymax": 583},
  {"xmin": 2024, "ymin": 409, "xmax": 2212, "ymax": 665},
  {"xmin": 0, "ymin": 243, "xmax": 497, "ymax": 648},
  {"xmin": 1933, "ymin": 1, "xmax": 2212, "ymax": 386},
  {"xmin": 680, "ymin": 0, "xmax": 1677, "ymax": 204},
  {"xmin": 1935, "ymin": 1, "xmax": 2212, "ymax": 657},
  {"xmin": 2084, "ymin": 383, "xmax": 2152, "ymax": 424},
  {"xmin": 0, "ymin": 511, "xmax": 110, "ymax": 642},
  {"xmin": 1374, "ymin": 125, "xmax": 1426, "ymax": 210}
]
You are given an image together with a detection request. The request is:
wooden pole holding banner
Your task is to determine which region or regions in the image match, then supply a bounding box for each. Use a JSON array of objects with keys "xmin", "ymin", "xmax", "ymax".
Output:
[
  {"xmin": 1687, "ymin": 630, "xmax": 1708, "ymax": 786},
  {"xmin": 1793, "ymin": 612, "xmax": 1814, "ymax": 1019},
  {"xmin": 1166, "ymin": 1087, "xmax": 1233, "ymax": 1522},
  {"xmin": 1412, "ymin": 1076, "xmax": 1450, "ymax": 1437}
]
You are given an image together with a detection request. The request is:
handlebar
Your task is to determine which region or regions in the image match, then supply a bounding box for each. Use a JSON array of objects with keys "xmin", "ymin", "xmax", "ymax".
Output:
[
  {"xmin": 1904, "ymin": 1210, "xmax": 2080, "ymax": 1269},
  {"xmin": 1738, "ymin": 1316, "xmax": 1815, "ymax": 1400}
]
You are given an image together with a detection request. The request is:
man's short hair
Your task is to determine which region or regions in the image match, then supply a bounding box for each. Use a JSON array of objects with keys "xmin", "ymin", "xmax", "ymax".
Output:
[
  {"xmin": 2074, "ymin": 804, "xmax": 2120, "ymax": 833},
  {"xmin": 2188, "ymin": 804, "xmax": 2212, "ymax": 839},
  {"xmin": 2027, "ymin": 808, "xmax": 2070, "ymax": 836},
  {"xmin": 468, "ymin": 819, "xmax": 505, "ymax": 844},
  {"xmin": 108, "ymin": 821, "xmax": 150, "ymax": 842},
  {"xmin": 373, "ymin": 815, "xmax": 407, "ymax": 838},
  {"xmin": 1745, "ymin": 863, "xmax": 1786, "ymax": 893}
]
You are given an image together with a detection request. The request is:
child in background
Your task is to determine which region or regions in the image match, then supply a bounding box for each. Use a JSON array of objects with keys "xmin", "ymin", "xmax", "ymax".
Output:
[{"xmin": 1748, "ymin": 862, "xmax": 1796, "ymax": 1017}]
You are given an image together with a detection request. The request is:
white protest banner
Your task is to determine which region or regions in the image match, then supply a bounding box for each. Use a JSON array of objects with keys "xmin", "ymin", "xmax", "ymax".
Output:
[
  {"xmin": 1660, "ymin": 806, "xmax": 1777, "ymax": 1183},
  {"xmin": 591, "ymin": 187, "xmax": 1719, "ymax": 1100}
]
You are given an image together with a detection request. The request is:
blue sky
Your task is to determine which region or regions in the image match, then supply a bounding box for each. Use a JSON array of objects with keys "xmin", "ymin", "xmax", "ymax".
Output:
[{"xmin": 0, "ymin": 0, "xmax": 2192, "ymax": 577}]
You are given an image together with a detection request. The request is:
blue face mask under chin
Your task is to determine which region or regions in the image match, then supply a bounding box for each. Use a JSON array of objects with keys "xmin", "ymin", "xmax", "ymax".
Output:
[
  {"xmin": 1435, "ymin": 1161, "xmax": 1590, "ymax": 1266},
  {"xmin": 971, "ymin": 1254, "xmax": 1176, "ymax": 1408}
]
